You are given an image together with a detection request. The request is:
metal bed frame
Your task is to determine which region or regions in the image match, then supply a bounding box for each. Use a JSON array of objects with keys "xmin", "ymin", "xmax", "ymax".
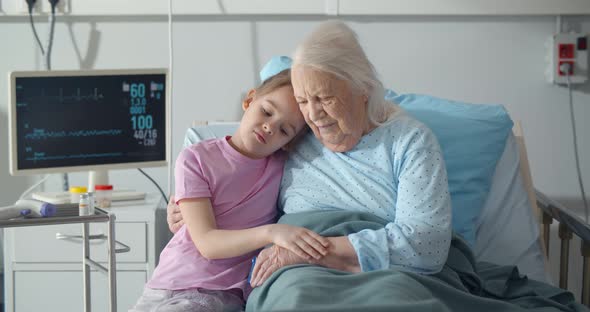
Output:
[
  {"xmin": 511, "ymin": 123, "xmax": 589, "ymax": 307},
  {"xmin": 536, "ymin": 190, "xmax": 590, "ymax": 307},
  {"xmin": 0, "ymin": 207, "xmax": 130, "ymax": 312}
]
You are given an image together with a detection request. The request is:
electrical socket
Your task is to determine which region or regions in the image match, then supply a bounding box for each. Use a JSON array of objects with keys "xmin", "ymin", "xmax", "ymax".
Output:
[{"xmin": 546, "ymin": 32, "xmax": 588, "ymax": 85}]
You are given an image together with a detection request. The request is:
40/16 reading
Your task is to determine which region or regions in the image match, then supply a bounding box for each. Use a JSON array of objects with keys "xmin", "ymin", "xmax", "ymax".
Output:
[
  {"xmin": 134, "ymin": 129, "xmax": 158, "ymax": 147},
  {"xmin": 134, "ymin": 129, "xmax": 157, "ymax": 139}
]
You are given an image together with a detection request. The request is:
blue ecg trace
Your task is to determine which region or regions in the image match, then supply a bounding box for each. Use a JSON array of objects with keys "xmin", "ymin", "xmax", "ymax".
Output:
[
  {"xmin": 25, "ymin": 129, "xmax": 123, "ymax": 140},
  {"xmin": 26, "ymin": 152, "xmax": 124, "ymax": 161}
]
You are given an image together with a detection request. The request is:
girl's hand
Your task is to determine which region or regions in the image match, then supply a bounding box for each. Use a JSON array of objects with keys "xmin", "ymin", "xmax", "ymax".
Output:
[
  {"xmin": 268, "ymin": 224, "xmax": 330, "ymax": 261},
  {"xmin": 166, "ymin": 196, "xmax": 184, "ymax": 234},
  {"xmin": 250, "ymin": 245, "xmax": 313, "ymax": 287}
]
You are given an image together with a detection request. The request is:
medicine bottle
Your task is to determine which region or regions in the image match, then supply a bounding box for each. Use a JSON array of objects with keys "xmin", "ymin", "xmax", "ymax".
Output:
[
  {"xmin": 79, "ymin": 193, "xmax": 90, "ymax": 216},
  {"xmin": 70, "ymin": 186, "xmax": 88, "ymax": 204},
  {"xmin": 95, "ymin": 185, "xmax": 113, "ymax": 208}
]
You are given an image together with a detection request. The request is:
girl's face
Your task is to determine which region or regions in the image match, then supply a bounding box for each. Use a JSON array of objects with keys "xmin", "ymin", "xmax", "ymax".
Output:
[{"xmin": 231, "ymin": 85, "xmax": 306, "ymax": 159}]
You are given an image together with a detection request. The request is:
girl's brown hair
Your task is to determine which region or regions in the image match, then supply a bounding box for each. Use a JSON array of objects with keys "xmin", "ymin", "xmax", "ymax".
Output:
[{"xmin": 254, "ymin": 69, "xmax": 292, "ymax": 97}]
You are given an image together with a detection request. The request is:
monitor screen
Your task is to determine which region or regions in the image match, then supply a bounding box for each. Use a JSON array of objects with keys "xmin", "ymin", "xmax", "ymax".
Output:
[{"xmin": 8, "ymin": 69, "xmax": 168, "ymax": 175}]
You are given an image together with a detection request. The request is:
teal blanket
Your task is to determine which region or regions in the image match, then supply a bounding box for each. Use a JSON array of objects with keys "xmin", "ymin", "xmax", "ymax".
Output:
[{"xmin": 246, "ymin": 211, "xmax": 588, "ymax": 312}]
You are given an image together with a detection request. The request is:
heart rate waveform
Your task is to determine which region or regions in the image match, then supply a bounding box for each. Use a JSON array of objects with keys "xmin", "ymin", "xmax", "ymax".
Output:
[
  {"xmin": 57, "ymin": 88, "xmax": 105, "ymax": 102},
  {"xmin": 18, "ymin": 87, "xmax": 105, "ymax": 106},
  {"xmin": 25, "ymin": 128, "xmax": 124, "ymax": 140},
  {"xmin": 26, "ymin": 152, "xmax": 124, "ymax": 161}
]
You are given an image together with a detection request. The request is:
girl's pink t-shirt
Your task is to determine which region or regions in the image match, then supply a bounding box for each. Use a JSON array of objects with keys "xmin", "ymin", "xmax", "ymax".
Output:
[{"xmin": 147, "ymin": 137, "xmax": 283, "ymax": 299}]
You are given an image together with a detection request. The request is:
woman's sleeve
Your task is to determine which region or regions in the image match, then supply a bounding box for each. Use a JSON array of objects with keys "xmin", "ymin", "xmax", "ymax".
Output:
[{"xmin": 347, "ymin": 138, "xmax": 452, "ymax": 274}]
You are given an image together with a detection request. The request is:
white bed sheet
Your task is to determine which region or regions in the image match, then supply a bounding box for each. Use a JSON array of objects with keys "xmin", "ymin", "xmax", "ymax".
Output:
[{"xmin": 474, "ymin": 133, "xmax": 551, "ymax": 284}]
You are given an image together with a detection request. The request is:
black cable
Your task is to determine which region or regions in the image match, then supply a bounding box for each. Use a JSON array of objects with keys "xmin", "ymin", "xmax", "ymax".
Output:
[
  {"xmin": 45, "ymin": 0, "xmax": 58, "ymax": 70},
  {"xmin": 48, "ymin": 0, "xmax": 59, "ymax": 13},
  {"xmin": 138, "ymin": 168, "xmax": 169, "ymax": 203},
  {"xmin": 26, "ymin": 0, "xmax": 45, "ymax": 55},
  {"xmin": 564, "ymin": 69, "xmax": 589, "ymax": 223}
]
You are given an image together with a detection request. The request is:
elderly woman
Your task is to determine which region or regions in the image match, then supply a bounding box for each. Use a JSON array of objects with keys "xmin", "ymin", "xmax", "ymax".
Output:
[
  {"xmin": 250, "ymin": 21, "xmax": 453, "ymax": 284},
  {"xmin": 169, "ymin": 20, "xmax": 452, "ymax": 282}
]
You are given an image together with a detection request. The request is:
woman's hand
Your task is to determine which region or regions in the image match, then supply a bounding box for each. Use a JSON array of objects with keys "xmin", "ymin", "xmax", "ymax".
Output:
[
  {"xmin": 269, "ymin": 224, "xmax": 330, "ymax": 261},
  {"xmin": 166, "ymin": 195, "xmax": 184, "ymax": 234},
  {"xmin": 250, "ymin": 236, "xmax": 361, "ymax": 287},
  {"xmin": 250, "ymin": 245, "xmax": 312, "ymax": 287}
]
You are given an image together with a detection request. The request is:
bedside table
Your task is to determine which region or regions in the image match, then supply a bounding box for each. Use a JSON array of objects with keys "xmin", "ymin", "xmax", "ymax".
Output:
[{"xmin": 3, "ymin": 194, "xmax": 170, "ymax": 312}]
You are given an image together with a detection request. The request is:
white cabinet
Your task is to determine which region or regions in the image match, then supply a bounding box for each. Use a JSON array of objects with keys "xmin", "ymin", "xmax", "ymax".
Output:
[
  {"xmin": 3, "ymin": 194, "xmax": 170, "ymax": 312},
  {"xmin": 12, "ymin": 222, "xmax": 147, "ymax": 263}
]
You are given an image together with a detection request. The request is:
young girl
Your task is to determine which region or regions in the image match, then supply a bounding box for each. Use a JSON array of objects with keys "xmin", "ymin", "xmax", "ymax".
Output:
[{"xmin": 130, "ymin": 58, "xmax": 329, "ymax": 312}]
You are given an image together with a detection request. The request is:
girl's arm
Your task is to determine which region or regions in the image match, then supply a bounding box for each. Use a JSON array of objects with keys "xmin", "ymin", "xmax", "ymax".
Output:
[{"xmin": 179, "ymin": 198, "xmax": 329, "ymax": 260}]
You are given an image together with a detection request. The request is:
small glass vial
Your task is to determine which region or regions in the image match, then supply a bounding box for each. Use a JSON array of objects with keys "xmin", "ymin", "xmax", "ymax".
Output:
[{"xmin": 79, "ymin": 193, "xmax": 90, "ymax": 216}]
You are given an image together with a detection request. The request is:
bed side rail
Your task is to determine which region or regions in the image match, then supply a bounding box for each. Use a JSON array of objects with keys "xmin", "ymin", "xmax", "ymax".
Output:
[{"xmin": 535, "ymin": 189, "xmax": 590, "ymax": 306}]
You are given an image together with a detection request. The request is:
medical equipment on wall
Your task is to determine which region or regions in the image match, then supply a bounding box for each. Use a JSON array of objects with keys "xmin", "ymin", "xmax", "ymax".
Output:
[
  {"xmin": 546, "ymin": 32, "xmax": 589, "ymax": 85},
  {"xmin": 7, "ymin": 69, "xmax": 170, "ymax": 203}
]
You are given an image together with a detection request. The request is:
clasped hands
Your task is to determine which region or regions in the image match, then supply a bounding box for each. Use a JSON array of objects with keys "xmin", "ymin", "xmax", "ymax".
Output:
[{"xmin": 250, "ymin": 240, "xmax": 325, "ymax": 287}]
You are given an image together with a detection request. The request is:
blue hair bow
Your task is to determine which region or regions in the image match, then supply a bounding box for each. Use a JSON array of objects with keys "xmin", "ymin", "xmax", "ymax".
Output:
[{"xmin": 259, "ymin": 56, "xmax": 292, "ymax": 82}]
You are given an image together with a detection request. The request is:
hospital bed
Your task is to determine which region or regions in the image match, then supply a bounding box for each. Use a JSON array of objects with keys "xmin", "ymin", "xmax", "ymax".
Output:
[{"xmin": 182, "ymin": 94, "xmax": 589, "ymax": 309}]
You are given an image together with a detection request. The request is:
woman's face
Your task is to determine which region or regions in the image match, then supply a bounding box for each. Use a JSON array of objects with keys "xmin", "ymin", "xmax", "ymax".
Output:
[{"xmin": 292, "ymin": 66, "xmax": 370, "ymax": 152}]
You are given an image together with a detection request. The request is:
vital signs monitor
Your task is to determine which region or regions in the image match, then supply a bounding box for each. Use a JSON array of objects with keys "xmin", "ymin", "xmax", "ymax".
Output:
[{"xmin": 8, "ymin": 69, "xmax": 169, "ymax": 176}]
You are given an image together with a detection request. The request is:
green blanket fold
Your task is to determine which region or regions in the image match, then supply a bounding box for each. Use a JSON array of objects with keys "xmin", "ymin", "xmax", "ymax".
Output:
[{"xmin": 246, "ymin": 211, "xmax": 588, "ymax": 312}]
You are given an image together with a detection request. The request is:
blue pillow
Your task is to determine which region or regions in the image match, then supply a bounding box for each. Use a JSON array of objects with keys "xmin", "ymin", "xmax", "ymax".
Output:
[{"xmin": 385, "ymin": 90, "xmax": 513, "ymax": 246}]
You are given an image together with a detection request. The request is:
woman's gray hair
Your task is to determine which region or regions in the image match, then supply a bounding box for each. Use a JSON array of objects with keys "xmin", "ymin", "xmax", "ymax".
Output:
[{"xmin": 292, "ymin": 20, "xmax": 399, "ymax": 125}]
